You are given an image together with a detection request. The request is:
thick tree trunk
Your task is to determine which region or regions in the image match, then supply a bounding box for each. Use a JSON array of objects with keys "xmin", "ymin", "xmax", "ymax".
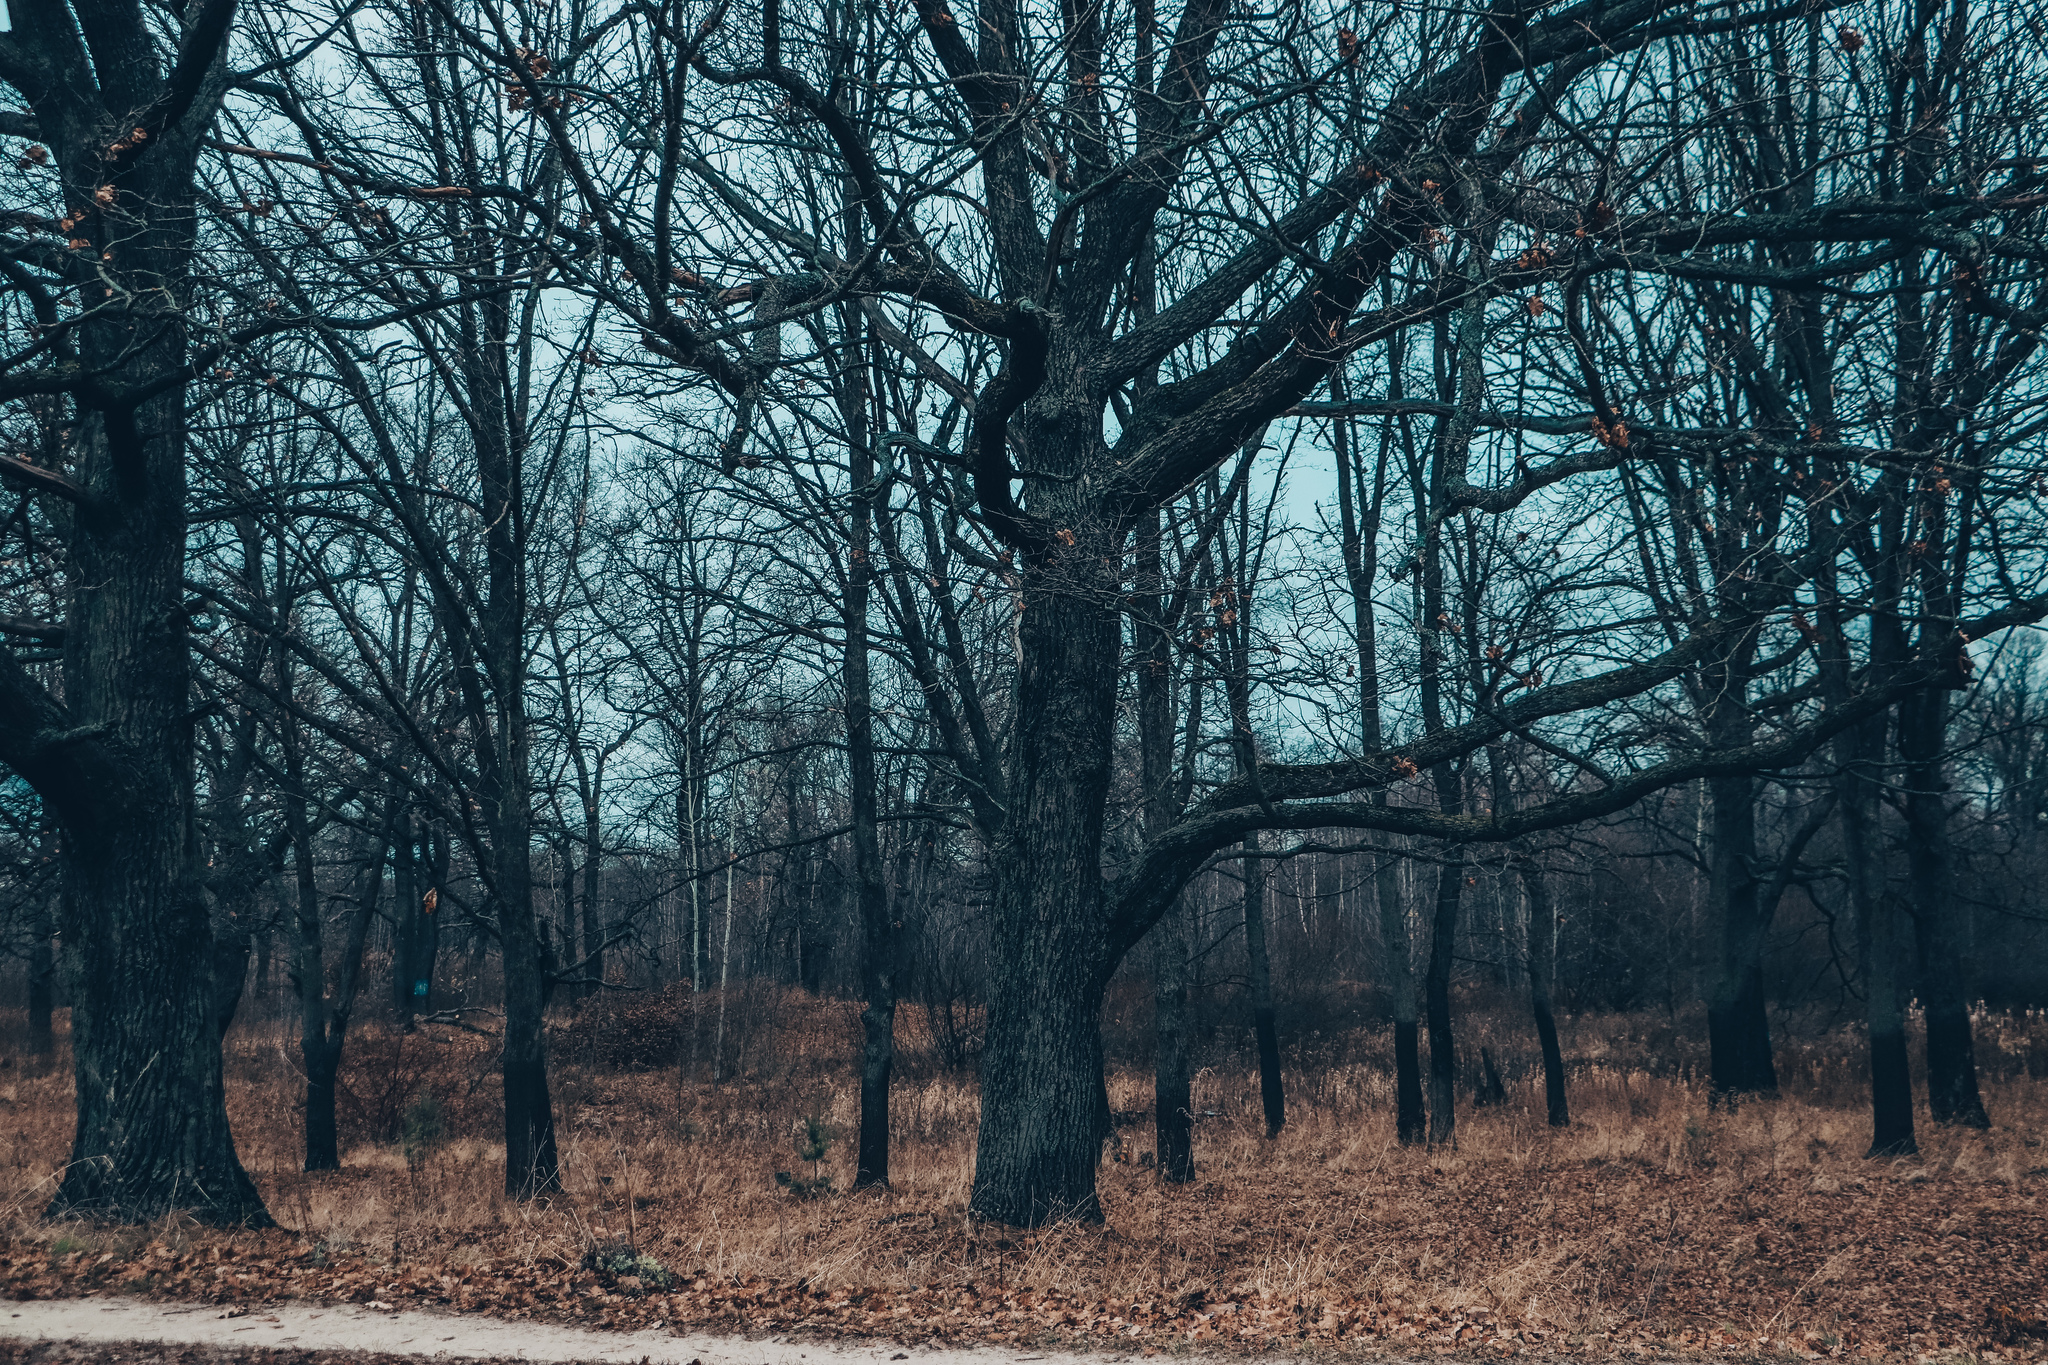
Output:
[
  {"xmin": 52, "ymin": 843, "xmax": 269, "ymax": 1224},
  {"xmin": 1424, "ymin": 848, "xmax": 1463, "ymax": 1146},
  {"xmin": 0, "ymin": 0, "xmax": 268, "ymax": 1233},
  {"xmin": 42, "ymin": 231, "xmax": 268, "ymax": 1225},
  {"xmin": 968, "ymin": 549, "xmax": 1121, "ymax": 1228},
  {"xmin": 1520, "ymin": 856, "xmax": 1569, "ymax": 1127},
  {"xmin": 1242, "ymin": 832, "xmax": 1285, "ymax": 1138},
  {"xmin": 1705, "ymin": 773, "xmax": 1778, "ymax": 1097},
  {"xmin": 1898, "ymin": 689, "xmax": 1989, "ymax": 1128}
]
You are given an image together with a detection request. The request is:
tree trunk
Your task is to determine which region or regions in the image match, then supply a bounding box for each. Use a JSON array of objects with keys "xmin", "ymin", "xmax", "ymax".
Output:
[
  {"xmin": 843, "ymin": 321, "xmax": 898, "ymax": 1191},
  {"xmin": 855, "ymin": 962, "xmax": 898, "ymax": 1189},
  {"xmin": 41, "ymin": 239, "xmax": 269, "ymax": 1226},
  {"xmin": 282, "ymin": 683, "xmax": 341, "ymax": 1174},
  {"xmin": 1242, "ymin": 832, "xmax": 1285, "ymax": 1138},
  {"xmin": 393, "ymin": 814, "xmax": 439, "ymax": 1025},
  {"xmin": 498, "ymin": 823, "xmax": 559, "ymax": 1196},
  {"xmin": 968, "ymin": 549, "xmax": 1121, "ymax": 1228},
  {"xmin": 451, "ymin": 269, "xmax": 559, "ymax": 1199},
  {"xmin": 1377, "ymin": 851, "xmax": 1426, "ymax": 1144},
  {"xmin": 1151, "ymin": 895, "xmax": 1195, "ymax": 1182},
  {"xmin": 1425, "ymin": 847, "xmax": 1463, "ymax": 1147},
  {"xmin": 581, "ymin": 791, "xmax": 605, "ymax": 998},
  {"xmin": 291, "ymin": 790, "xmax": 339, "ymax": 1173},
  {"xmin": 1520, "ymin": 856, "xmax": 1569, "ymax": 1127},
  {"xmin": 1837, "ymin": 718, "xmax": 1916, "ymax": 1158},
  {"xmin": 1706, "ymin": 773, "xmax": 1778, "ymax": 1097},
  {"xmin": 1899, "ymin": 688, "xmax": 1989, "ymax": 1128}
]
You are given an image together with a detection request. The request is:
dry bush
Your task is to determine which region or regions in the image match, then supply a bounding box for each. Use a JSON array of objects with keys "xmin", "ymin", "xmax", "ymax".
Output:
[{"xmin": 1, "ymin": 998, "xmax": 2045, "ymax": 1358}]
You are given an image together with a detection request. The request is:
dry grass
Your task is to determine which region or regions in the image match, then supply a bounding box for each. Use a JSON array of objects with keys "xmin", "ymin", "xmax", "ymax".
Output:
[{"xmin": 2, "ymin": 993, "xmax": 2046, "ymax": 1360}]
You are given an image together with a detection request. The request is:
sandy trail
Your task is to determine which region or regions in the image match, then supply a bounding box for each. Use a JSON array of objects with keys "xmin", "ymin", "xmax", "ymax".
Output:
[{"xmin": 0, "ymin": 1297, "xmax": 1171, "ymax": 1364}]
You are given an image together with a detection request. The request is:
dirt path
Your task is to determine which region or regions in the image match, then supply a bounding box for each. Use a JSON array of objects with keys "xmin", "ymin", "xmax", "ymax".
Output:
[{"xmin": 0, "ymin": 1298, "xmax": 1170, "ymax": 1364}]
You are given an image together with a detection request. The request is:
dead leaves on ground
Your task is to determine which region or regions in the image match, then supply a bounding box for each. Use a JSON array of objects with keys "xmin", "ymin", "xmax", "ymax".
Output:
[{"xmin": 4, "ymin": 1160, "xmax": 2046, "ymax": 1363}]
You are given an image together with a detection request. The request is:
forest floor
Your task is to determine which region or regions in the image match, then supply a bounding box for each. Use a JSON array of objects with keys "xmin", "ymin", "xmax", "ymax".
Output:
[{"xmin": 1, "ymin": 995, "xmax": 2046, "ymax": 1363}]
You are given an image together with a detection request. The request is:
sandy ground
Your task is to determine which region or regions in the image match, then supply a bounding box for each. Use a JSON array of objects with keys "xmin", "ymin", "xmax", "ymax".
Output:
[{"xmin": 0, "ymin": 1297, "xmax": 1173, "ymax": 1364}]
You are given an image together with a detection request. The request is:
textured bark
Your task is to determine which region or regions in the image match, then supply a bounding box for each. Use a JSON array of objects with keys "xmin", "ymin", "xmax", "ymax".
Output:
[
  {"xmin": 1520, "ymin": 857, "xmax": 1569, "ymax": 1127},
  {"xmin": 855, "ymin": 979, "xmax": 898, "ymax": 1189},
  {"xmin": 32, "ymin": 149, "xmax": 269, "ymax": 1226},
  {"xmin": 968, "ymin": 538, "xmax": 1121, "ymax": 1228},
  {"xmin": 1899, "ymin": 689, "xmax": 1989, "ymax": 1128}
]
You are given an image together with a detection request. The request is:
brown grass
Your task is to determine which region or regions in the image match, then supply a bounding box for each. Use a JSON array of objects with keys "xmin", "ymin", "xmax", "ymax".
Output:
[{"xmin": 2, "ymin": 993, "xmax": 2046, "ymax": 1360}]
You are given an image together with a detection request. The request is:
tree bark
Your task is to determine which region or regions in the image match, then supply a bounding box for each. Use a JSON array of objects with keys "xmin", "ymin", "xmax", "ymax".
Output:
[
  {"xmin": 1241, "ymin": 833, "xmax": 1285, "ymax": 1138},
  {"xmin": 581, "ymin": 790, "xmax": 605, "ymax": 998},
  {"xmin": 1424, "ymin": 844, "xmax": 1463, "ymax": 1147},
  {"xmin": 1837, "ymin": 718, "xmax": 1916, "ymax": 1157},
  {"xmin": 0, "ymin": 0, "xmax": 269, "ymax": 1232},
  {"xmin": 37, "ymin": 210, "xmax": 270, "ymax": 1227},
  {"xmin": 1519, "ymin": 855, "xmax": 1569, "ymax": 1127},
  {"xmin": 843, "ymin": 311, "xmax": 899, "ymax": 1191},
  {"xmin": 288, "ymin": 754, "xmax": 339, "ymax": 1172},
  {"xmin": 968, "ymin": 543, "xmax": 1121, "ymax": 1228},
  {"xmin": 1378, "ymin": 853, "xmax": 1426, "ymax": 1144},
  {"xmin": 393, "ymin": 812, "xmax": 440, "ymax": 1025},
  {"xmin": 1898, "ymin": 688, "xmax": 1989, "ymax": 1128},
  {"xmin": 1705, "ymin": 772, "xmax": 1778, "ymax": 1097},
  {"xmin": 457, "ymin": 271, "xmax": 560, "ymax": 1199},
  {"xmin": 1151, "ymin": 895, "xmax": 1195, "ymax": 1182}
]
